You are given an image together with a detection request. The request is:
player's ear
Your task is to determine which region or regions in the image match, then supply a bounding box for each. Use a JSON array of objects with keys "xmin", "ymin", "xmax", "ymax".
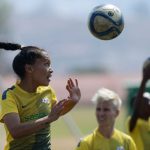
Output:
[
  {"xmin": 115, "ymin": 109, "xmax": 120, "ymax": 117},
  {"xmin": 25, "ymin": 64, "xmax": 33, "ymax": 73}
]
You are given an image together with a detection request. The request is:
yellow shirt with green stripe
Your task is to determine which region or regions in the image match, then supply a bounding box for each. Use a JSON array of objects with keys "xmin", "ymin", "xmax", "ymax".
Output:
[
  {"xmin": 127, "ymin": 117, "xmax": 150, "ymax": 150},
  {"xmin": 75, "ymin": 128, "xmax": 137, "ymax": 150},
  {"xmin": 0, "ymin": 84, "xmax": 57, "ymax": 150}
]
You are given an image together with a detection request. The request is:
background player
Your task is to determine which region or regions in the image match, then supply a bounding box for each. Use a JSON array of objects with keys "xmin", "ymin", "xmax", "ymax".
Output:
[
  {"xmin": 75, "ymin": 88, "xmax": 136, "ymax": 150},
  {"xmin": 127, "ymin": 58, "xmax": 150, "ymax": 150}
]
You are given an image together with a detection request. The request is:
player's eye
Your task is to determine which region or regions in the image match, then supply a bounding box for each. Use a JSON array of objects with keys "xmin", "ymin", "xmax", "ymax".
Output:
[
  {"xmin": 44, "ymin": 60, "xmax": 50, "ymax": 67},
  {"xmin": 45, "ymin": 62, "xmax": 50, "ymax": 66},
  {"xmin": 96, "ymin": 108, "xmax": 101, "ymax": 111},
  {"xmin": 103, "ymin": 108, "xmax": 110, "ymax": 112}
]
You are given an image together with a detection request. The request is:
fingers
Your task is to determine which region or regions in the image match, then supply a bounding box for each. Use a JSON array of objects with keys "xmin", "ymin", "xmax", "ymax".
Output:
[
  {"xmin": 75, "ymin": 79, "xmax": 78, "ymax": 87},
  {"xmin": 66, "ymin": 79, "xmax": 73, "ymax": 92},
  {"xmin": 66, "ymin": 78, "xmax": 78, "ymax": 89},
  {"xmin": 66, "ymin": 78, "xmax": 81, "ymax": 102},
  {"xmin": 68, "ymin": 78, "xmax": 74, "ymax": 88}
]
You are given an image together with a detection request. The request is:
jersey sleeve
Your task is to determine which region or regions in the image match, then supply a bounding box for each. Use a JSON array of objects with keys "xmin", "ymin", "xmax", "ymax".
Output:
[
  {"xmin": 126, "ymin": 117, "xmax": 144, "ymax": 150},
  {"xmin": 0, "ymin": 91, "xmax": 18, "ymax": 122},
  {"xmin": 75, "ymin": 139, "xmax": 89, "ymax": 150},
  {"xmin": 128, "ymin": 137, "xmax": 137, "ymax": 150}
]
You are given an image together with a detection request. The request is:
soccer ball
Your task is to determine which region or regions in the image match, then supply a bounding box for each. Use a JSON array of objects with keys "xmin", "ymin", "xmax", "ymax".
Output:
[{"xmin": 88, "ymin": 4, "xmax": 124, "ymax": 40}]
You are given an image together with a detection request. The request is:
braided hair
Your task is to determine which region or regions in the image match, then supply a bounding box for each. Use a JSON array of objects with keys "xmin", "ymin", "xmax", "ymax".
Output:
[{"xmin": 0, "ymin": 42, "xmax": 48, "ymax": 79}]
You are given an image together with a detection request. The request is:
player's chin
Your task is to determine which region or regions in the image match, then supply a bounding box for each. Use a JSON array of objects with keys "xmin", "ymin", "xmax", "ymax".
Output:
[{"xmin": 41, "ymin": 79, "xmax": 50, "ymax": 86}]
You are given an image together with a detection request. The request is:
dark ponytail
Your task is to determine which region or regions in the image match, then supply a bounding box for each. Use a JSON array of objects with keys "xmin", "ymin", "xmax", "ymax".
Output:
[
  {"xmin": 0, "ymin": 42, "xmax": 22, "ymax": 50},
  {"xmin": 0, "ymin": 42, "xmax": 48, "ymax": 79}
]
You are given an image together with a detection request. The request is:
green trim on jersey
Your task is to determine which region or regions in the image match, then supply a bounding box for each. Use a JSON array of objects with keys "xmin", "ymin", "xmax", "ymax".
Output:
[{"xmin": 0, "ymin": 84, "xmax": 57, "ymax": 150}]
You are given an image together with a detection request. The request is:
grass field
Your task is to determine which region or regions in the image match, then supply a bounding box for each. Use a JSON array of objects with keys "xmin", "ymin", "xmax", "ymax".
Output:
[{"xmin": 0, "ymin": 105, "xmax": 127, "ymax": 150}]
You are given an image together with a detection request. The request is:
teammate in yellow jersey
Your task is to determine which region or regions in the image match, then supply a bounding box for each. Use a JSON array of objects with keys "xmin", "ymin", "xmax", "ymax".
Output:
[
  {"xmin": 0, "ymin": 42, "xmax": 81, "ymax": 150},
  {"xmin": 127, "ymin": 57, "xmax": 150, "ymax": 150},
  {"xmin": 75, "ymin": 88, "xmax": 136, "ymax": 150}
]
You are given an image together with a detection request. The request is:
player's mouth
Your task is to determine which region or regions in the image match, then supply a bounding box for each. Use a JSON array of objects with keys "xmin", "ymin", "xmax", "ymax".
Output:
[
  {"xmin": 47, "ymin": 75, "xmax": 52, "ymax": 81},
  {"xmin": 99, "ymin": 118, "xmax": 104, "ymax": 121},
  {"xmin": 99, "ymin": 117, "xmax": 106, "ymax": 122}
]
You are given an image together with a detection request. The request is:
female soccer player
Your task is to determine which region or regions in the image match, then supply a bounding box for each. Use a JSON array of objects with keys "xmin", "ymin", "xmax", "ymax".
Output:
[
  {"xmin": 75, "ymin": 88, "xmax": 136, "ymax": 150},
  {"xmin": 0, "ymin": 42, "xmax": 81, "ymax": 150},
  {"xmin": 127, "ymin": 58, "xmax": 150, "ymax": 150}
]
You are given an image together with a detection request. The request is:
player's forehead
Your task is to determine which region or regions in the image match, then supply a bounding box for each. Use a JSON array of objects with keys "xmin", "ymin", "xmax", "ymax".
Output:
[
  {"xmin": 97, "ymin": 100, "xmax": 113, "ymax": 108},
  {"xmin": 36, "ymin": 57, "xmax": 51, "ymax": 63},
  {"xmin": 41, "ymin": 51, "xmax": 51, "ymax": 61},
  {"xmin": 34, "ymin": 51, "xmax": 51, "ymax": 65}
]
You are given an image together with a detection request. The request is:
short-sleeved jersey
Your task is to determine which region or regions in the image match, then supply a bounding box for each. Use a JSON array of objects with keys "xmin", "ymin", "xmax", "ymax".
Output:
[
  {"xmin": 75, "ymin": 128, "xmax": 137, "ymax": 150},
  {"xmin": 0, "ymin": 84, "xmax": 57, "ymax": 150},
  {"xmin": 127, "ymin": 117, "xmax": 150, "ymax": 150}
]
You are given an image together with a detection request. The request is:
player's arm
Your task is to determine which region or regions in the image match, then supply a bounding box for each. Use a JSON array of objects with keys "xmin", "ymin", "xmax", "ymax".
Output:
[
  {"xmin": 60, "ymin": 78, "xmax": 81, "ymax": 115},
  {"xmin": 3, "ymin": 100, "xmax": 65, "ymax": 139},
  {"xmin": 130, "ymin": 59, "xmax": 150, "ymax": 131}
]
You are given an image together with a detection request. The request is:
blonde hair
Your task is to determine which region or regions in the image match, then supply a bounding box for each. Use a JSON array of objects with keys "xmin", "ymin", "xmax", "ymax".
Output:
[{"xmin": 92, "ymin": 88, "xmax": 122, "ymax": 110}]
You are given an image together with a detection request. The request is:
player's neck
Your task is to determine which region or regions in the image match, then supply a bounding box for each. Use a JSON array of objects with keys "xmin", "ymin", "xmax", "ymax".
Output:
[
  {"xmin": 99, "ymin": 124, "xmax": 114, "ymax": 138},
  {"xmin": 19, "ymin": 79, "xmax": 38, "ymax": 93}
]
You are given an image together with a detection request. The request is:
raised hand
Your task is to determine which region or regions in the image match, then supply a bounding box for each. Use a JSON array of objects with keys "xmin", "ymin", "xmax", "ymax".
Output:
[
  {"xmin": 66, "ymin": 78, "xmax": 81, "ymax": 103},
  {"xmin": 58, "ymin": 78, "xmax": 81, "ymax": 115},
  {"xmin": 143, "ymin": 58, "xmax": 150, "ymax": 80}
]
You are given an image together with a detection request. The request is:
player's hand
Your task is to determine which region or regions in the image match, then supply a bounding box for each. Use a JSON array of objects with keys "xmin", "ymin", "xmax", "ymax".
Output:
[
  {"xmin": 66, "ymin": 78, "xmax": 81, "ymax": 103},
  {"xmin": 143, "ymin": 66, "xmax": 150, "ymax": 80},
  {"xmin": 143, "ymin": 58, "xmax": 150, "ymax": 80},
  {"xmin": 48, "ymin": 100, "xmax": 66, "ymax": 122}
]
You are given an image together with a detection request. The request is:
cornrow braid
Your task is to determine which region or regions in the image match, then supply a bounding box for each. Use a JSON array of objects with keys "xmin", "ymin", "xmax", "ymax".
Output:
[{"xmin": 0, "ymin": 42, "xmax": 22, "ymax": 50}]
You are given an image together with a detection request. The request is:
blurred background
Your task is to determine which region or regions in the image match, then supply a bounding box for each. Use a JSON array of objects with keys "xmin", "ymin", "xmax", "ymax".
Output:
[{"xmin": 0, "ymin": 0, "xmax": 150, "ymax": 149}]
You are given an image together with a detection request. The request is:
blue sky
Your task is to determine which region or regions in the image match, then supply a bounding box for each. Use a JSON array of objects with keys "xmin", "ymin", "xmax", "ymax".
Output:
[
  {"xmin": 7, "ymin": 0, "xmax": 150, "ymax": 18},
  {"xmin": 1, "ymin": 0, "xmax": 150, "ymax": 75}
]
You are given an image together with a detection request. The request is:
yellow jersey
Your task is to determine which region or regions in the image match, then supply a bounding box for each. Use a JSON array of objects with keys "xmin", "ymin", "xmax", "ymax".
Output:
[
  {"xmin": 75, "ymin": 128, "xmax": 137, "ymax": 150},
  {"xmin": 0, "ymin": 84, "xmax": 57, "ymax": 150},
  {"xmin": 127, "ymin": 117, "xmax": 150, "ymax": 150}
]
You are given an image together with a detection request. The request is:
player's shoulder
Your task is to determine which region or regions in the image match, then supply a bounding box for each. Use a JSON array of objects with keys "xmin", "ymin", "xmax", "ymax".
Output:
[
  {"xmin": 113, "ymin": 129, "xmax": 136, "ymax": 150},
  {"xmin": 1, "ymin": 85, "xmax": 16, "ymax": 100},
  {"xmin": 80, "ymin": 130, "xmax": 96, "ymax": 143},
  {"xmin": 115, "ymin": 129, "xmax": 134, "ymax": 141},
  {"xmin": 137, "ymin": 118, "xmax": 148, "ymax": 125},
  {"xmin": 76, "ymin": 131, "xmax": 96, "ymax": 150},
  {"xmin": 76, "ymin": 135, "xmax": 91, "ymax": 148}
]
